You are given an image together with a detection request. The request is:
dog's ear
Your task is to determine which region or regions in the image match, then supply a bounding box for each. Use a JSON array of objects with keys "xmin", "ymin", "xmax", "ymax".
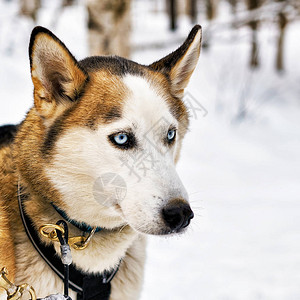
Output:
[
  {"xmin": 29, "ymin": 26, "xmax": 88, "ymax": 119},
  {"xmin": 149, "ymin": 25, "xmax": 201, "ymax": 99}
]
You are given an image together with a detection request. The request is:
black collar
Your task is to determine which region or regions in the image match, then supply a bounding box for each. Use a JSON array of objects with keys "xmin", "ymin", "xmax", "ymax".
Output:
[
  {"xmin": 51, "ymin": 203, "xmax": 103, "ymax": 233},
  {"xmin": 18, "ymin": 185, "xmax": 120, "ymax": 300}
]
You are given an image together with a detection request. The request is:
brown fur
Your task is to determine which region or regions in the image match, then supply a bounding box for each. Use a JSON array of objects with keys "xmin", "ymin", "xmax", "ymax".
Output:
[
  {"xmin": 0, "ymin": 205, "xmax": 15, "ymax": 282},
  {"xmin": 0, "ymin": 146, "xmax": 16, "ymax": 282}
]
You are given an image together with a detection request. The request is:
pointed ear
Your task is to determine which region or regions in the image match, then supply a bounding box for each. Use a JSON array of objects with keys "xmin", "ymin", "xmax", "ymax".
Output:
[
  {"xmin": 29, "ymin": 26, "xmax": 88, "ymax": 118},
  {"xmin": 149, "ymin": 25, "xmax": 202, "ymax": 99}
]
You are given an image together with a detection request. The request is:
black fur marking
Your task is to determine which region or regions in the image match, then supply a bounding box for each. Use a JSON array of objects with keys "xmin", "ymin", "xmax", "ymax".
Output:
[
  {"xmin": 84, "ymin": 105, "xmax": 122, "ymax": 129},
  {"xmin": 42, "ymin": 118, "xmax": 65, "ymax": 157},
  {"xmin": 102, "ymin": 107, "xmax": 122, "ymax": 123},
  {"xmin": 0, "ymin": 124, "xmax": 19, "ymax": 147},
  {"xmin": 41, "ymin": 105, "xmax": 78, "ymax": 157},
  {"xmin": 73, "ymin": 77, "xmax": 90, "ymax": 101},
  {"xmin": 79, "ymin": 56, "xmax": 145, "ymax": 77}
]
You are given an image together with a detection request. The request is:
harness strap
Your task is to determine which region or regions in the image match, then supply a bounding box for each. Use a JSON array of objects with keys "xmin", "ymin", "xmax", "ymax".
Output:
[{"xmin": 17, "ymin": 184, "xmax": 120, "ymax": 300}]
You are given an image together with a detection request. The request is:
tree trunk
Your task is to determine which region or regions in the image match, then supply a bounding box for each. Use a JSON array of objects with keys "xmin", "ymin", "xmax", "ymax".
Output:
[
  {"xmin": 249, "ymin": 21, "xmax": 259, "ymax": 68},
  {"xmin": 228, "ymin": 0, "xmax": 237, "ymax": 15},
  {"xmin": 276, "ymin": 12, "xmax": 288, "ymax": 71},
  {"xmin": 87, "ymin": 0, "xmax": 131, "ymax": 58},
  {"xmin": 62, "ymin": 0, "xmax": 75, "ymax": 7},
  {"xmin": 189, "ymin": 0, "xmax": 197, "ymax": 23},
  {"xmin": 169, "ymin": 0, "xmax": 177, "ymax": 31},
  {"xmin": 247, "ymin": 0, "xmax": 261, "ymax": 69},
  {"xmin": 206, "ymin": 0, "xmax": 216, "ymax": 20},
  {"xmin": 19, "ymin": 0, "xmax": 40, "ymax": 21}
]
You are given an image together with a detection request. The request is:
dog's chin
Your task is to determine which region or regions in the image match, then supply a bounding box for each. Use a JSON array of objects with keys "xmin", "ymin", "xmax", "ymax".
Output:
[
  {"xmin": 153, "ymin": 227, "xmax": 188, "ymax": 236},
  {"xmin": 131, "ymin": 225, "xmax": 189, "ymax": 236}
]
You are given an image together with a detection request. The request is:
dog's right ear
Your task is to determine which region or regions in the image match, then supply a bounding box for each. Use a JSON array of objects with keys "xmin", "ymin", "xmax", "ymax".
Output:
[
  {"xmin": 29, "ymin": 26, "xmax": 88, "ymax": 119},
  {"xmin": 149, "ymin": 25, "xmax": 201, "ymax": 99}
]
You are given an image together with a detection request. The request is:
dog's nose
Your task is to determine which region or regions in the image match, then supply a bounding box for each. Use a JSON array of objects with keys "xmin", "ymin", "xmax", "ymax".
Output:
[{"xmin": 162, "ymin": 201, "xmax": 194, "ymax": 231}]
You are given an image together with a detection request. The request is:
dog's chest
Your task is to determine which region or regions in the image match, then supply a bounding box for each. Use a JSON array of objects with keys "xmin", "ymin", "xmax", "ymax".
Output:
[
  {"xmin": 13, "ymin": 226, "xmax": 138, "ymax": 298},
  {"xmin": 14, "ymin": 243, "xmax": 66, "ymax": 298}
]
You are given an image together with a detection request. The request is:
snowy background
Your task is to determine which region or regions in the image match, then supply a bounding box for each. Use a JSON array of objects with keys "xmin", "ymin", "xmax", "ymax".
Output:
[{"xmin": 0, "ymin": 0, "xmax": 299, "ymax": 299}]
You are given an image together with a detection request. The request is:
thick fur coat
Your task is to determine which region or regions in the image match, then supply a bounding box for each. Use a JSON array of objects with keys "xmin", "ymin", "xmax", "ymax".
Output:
[{"xmin": 0, "ymin": 25, "xmax": 201, "ymax": 299}]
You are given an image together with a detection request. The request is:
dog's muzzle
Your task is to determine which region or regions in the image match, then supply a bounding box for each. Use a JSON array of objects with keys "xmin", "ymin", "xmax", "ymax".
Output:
[{"xmin": 162, "ymin": 200, "xmax": 194, "ymax": 232}]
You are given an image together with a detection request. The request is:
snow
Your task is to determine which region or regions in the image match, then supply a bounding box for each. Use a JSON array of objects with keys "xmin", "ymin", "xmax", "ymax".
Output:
[{"xmin": 0, "ymin": 0, "xmax": 299, "ymax": 299}]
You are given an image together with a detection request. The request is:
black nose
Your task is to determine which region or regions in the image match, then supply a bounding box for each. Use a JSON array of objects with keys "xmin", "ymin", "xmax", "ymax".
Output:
[{"xmin": 162, "ymin": 201, "xmax": 194, "ymax": 231}]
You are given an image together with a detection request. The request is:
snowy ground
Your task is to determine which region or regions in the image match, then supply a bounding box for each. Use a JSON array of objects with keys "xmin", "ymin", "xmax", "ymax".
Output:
[{"xmin": 0, "ymin": 1, "xmax": 300, "ymax": 299}]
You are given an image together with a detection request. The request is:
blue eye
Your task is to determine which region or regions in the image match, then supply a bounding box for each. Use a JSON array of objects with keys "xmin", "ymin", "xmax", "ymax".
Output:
[
  {"xmin": 167, "ymin": 129, "xmax": 176, "ymax": 141},
  {"xmin": 114, "ymin": 133, "xmax": 128, "ymax": 145},
  {"xmin": 108, "ymin": 131, "xmax": 136, "ymax": 150}
]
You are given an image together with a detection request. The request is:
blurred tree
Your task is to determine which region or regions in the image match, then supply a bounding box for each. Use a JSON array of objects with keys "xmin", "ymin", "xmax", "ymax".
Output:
[
  {"xmin": 276, "ymin": 8, "xmax": 288, "ymax": 71},
  {"xmin": 86, "ymin": 0, "xmax": 131, "ymax": 58},
  {"xmin": 246, "ymin": 0, "xmax": 262, "ymax": 68},
  {"xmin": 227, "ymin": 0, "xmax": 237, "ymax": 15},
  {"xmin": 178, "ymin": 0, "xmax": 198, "ymax": 24},
  {"xmin": 62, "ymin": 0, "xmax": 75, "ymax": 6},
  {"xmin": 183, "ymin": 0, "xmax": 198, "ymax": 24},
  {"xmin": 206, "ymin": 0, "xmax": 217, "ymax": 20},
  {"xmin": 19, "ymin": 0, "xmax": 40, "ymax": 22},
  {"xmin": 189, "ymin": 0, "xmax": 198, "ymax": 23},
  {"xmin": 168, "ymin": 0, "xmax": 177, "ymax": 30}
]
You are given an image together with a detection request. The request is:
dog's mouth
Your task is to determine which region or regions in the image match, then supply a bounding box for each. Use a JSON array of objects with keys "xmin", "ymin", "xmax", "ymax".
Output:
[
  {"xmin": 155, "ymin": 213, "xmax": 194, "ymax": 236},
  {"xmin": 153, "ymin": 226, "xmax": 191, "ymax": 236},
  {"xmin": 131, "ymin": 222, "xmax": 192, "ymax": 236},
  {"xmin": 115, "ymin": 202, "xmax": 194, "ymax": 236}
]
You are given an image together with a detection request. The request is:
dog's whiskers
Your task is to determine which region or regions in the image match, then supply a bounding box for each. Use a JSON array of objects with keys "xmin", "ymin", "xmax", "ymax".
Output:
[{"xmin": 188, "ymin": 190, "xmax": 203, "ymax": 196}]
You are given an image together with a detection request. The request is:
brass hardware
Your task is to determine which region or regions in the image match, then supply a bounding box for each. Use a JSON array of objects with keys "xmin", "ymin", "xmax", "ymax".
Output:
[
  {"xmin": 68, "ymin": 236, "xmax": 88, "ymax": 250},
  {"xmin": 39, "ymin": 224, "xmax": 96, "ymax": 250},
  {"xmin": 0, "ymin": 267, "xmax": 36, "ymax": 300},
  {"xmin": 39, "ymin": 224, "xmax": 65, "ymax": 242}
]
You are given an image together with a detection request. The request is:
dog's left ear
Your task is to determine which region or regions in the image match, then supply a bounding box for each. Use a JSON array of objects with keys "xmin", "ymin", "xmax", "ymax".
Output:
[
  {"xmin": 149, "ymin": 25, "xmax": 202, "ymax": 99},
  {"xmin": 29, "ymin": 26, "xmax": 88, "ymax": 118}
]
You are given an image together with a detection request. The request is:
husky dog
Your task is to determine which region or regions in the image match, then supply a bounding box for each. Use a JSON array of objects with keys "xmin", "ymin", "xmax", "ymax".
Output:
[{"xmin": 0, "ymin": 25, "xmax": 201, "ymax": 299}]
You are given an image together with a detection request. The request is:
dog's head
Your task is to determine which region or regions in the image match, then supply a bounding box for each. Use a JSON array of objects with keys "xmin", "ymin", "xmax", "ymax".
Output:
[{"xmin": 20, "ymin": 26, "xmax": 201, "ymax": 235}]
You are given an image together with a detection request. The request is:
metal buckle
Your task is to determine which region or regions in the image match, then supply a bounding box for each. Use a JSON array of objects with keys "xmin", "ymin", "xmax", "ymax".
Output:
[
  {"xmin": 0, "ymin": 267, "xmax": 36, "ymax": 300},
  {"xmin": 39, "ymin": 224, "xmax": 65, "ymax": 242},
  {"xmin": 39, "ymin": 224, "xmax": 96, "ymax": 250}
]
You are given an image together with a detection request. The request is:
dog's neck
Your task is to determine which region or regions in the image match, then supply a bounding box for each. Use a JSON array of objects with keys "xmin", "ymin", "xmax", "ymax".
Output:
[
  {"xmin": 18, "ymin": 177, "xmax": 127, "ymax": 236},
  {"xmin": 51, "ymin": 202, "xmax": 103, "ymax": 233},
  {"xmin": 17, "ymin": 177, "xmax": 139, "ymax": 274}
]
